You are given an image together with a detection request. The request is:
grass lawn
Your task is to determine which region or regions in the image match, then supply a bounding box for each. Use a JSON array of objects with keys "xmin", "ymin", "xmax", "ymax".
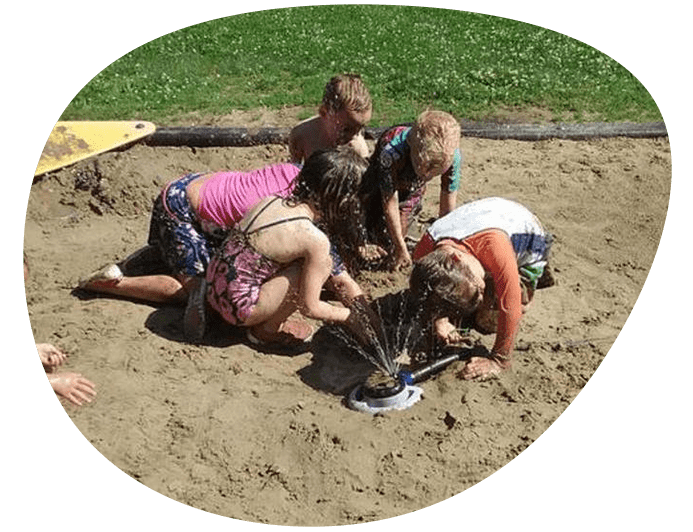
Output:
[{"xmin": 62, "ymin": 5, "xmax": 661, "ymax": 125}]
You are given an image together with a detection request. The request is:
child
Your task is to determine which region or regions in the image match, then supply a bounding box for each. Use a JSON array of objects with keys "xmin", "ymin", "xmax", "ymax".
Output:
[
  {"xmin": 409, "ymin": 197, "xmax": 554, "ymax": 381},
  {"xmin": 78, "ymin": 162, "xmax": 302, "ymax": 342},
  {"xmin": 288, "ymin": 74, "xmax": 372, "ymax": 163},
  {"xmin": 25, "ymin": 256, "xmax": 96, "ymax": 406},
  {"xmin": 360, "ymin": 110, "xmax": 463, "ymax": 270},
  {"xmin": 205, "ymin": 147, "xmax": 372, "ymax": 352}
]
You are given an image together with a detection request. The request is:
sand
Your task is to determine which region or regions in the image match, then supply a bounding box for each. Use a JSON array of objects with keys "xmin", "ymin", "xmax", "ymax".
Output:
[{"xmin": 23, "ymin": 117, "xmax": 670, "ymax": 525}]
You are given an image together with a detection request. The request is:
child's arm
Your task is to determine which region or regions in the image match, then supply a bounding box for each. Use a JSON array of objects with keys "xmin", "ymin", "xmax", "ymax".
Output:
[
  {"xmin": 297, "ymin": 231, "xmax": 351, "ymax": 323},
  {"xmin": 382, "ymin": 192, "xmax": 411, "ymax": 269},
  {"xmin": 439, "ymin": 149, "xmax": 462, "ymax": 216},
  {"xmin": 439, "ymin": 189, "xmax": 457, "ymax": 217},
  {"xmin": 288, "ymin": 130, "xmax": 304, "ymax": 163},
  {"xmin": 325, "ymin": 270, "xmax": 365, "ymax": 303},
  {"xmin": 467, "ymin": 232, "xmax": 523, "ymax": 358},
  {"xmin": 347, "ymin": 131, "xmax": 370, "ymax": 159}
]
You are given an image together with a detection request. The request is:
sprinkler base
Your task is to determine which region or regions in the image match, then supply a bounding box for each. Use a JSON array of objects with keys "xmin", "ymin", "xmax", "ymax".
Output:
[{"xmin": 348, "ymin": 383, "xmax": 423, "ymax": 414}]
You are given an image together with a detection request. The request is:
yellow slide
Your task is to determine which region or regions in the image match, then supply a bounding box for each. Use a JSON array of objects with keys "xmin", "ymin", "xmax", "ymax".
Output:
[{"xmin": 35, "ymin": 121, "xmax": 156, "ymax": 176}]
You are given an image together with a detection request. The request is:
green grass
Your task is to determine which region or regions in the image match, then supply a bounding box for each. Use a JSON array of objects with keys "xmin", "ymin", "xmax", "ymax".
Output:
[{"xmin": 63, "ymin": 5, "xmax": 661, "ymax": 125}]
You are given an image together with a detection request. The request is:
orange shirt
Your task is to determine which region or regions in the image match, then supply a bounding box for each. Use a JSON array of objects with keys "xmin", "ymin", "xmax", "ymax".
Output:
[{"xmin": 413, "ymin": 229, "xmax": 522, "ymax": 356}]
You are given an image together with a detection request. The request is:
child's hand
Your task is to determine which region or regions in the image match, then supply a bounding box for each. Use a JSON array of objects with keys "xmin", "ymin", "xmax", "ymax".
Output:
[
  {"xmin": 359, "ymin": 244, "xmax": 387, "ymax": 261},
  {"xmin": 49, "ymin": 372, "xmax": 96, "ymax": 406},
  {"xmin": 37, "ymin": 343, "xmax": 68, "ymax": 370},
  {"xmin": 392, "ymin": 250, "xmax": 412, "ymax": 271},
  {"xmin": 434, "ymin": 318, "xmax": 460, "ymax": 344}
]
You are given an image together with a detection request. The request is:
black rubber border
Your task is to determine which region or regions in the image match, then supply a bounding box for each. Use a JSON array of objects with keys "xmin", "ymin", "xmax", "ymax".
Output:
[{"xmin": 144, "ymin": 121, "xmax": 667, "ymax": 147}]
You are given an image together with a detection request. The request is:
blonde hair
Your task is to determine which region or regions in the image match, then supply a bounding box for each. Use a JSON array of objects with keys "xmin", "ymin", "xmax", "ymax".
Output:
[
  {"xmin": 409, "ymin": 110, "xmax": 461, "ymax": 174},
  {"xmin": 321, "ymin": 74, "xmax": 372, "ymax": 114}
]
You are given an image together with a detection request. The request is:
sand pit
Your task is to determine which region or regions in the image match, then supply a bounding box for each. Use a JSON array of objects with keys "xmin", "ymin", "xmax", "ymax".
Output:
[{"xmin": 23, "ymin": 130, "xmax": 670, "ymax": 525}]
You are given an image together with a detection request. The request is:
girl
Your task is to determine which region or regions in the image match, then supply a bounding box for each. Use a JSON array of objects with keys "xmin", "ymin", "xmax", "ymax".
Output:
[
  {"xmin": 409, "ymin": 197, "xmax": 554, "ymax": 380},
  {"xmin": 206, "ymin": 147, "xmax": 371, "ymax": 351},
  {"xmin": 78, "ymin": 162, "xmax": 301, "ymax": 341}
]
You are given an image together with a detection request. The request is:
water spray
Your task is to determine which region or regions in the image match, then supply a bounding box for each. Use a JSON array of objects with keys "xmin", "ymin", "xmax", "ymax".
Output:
[{"xmin": 340, "ymin": 290, "xmax": 469, "ymax": 414}]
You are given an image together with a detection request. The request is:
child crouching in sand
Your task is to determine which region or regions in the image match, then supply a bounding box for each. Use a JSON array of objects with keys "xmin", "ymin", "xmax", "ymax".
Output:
[
  {"xmin": 409, "ymin": 197, "xmax": 554, "ymax": 380},
  {"xmin": 78, "ymin": 162, "xmax": 303, "ymax": 342},
  {"xmin": 205, "ymin": 147, "xmax": 372, "ymax": 352},
  {"xmin": 360, "ymin": 110, "xmax": 463, "ymax": 271}
]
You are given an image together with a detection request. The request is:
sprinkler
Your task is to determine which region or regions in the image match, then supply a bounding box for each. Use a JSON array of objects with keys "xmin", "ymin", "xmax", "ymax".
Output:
[{"xmin": 347, "ymin": 351, "xmax": 466, "ymax": 414}]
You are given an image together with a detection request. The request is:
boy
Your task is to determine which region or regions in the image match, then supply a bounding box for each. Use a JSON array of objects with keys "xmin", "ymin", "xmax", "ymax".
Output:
[
  {"xmin": 361, "ymin": 110, "xmax": 462, "ymax": 270},
  {"xmin": 288, "ymin": 74, "xmax": 372, "ymax": 163},
  {"xmin": 409, "ymin": 197, "xmax": 554, "ymax": 380}
]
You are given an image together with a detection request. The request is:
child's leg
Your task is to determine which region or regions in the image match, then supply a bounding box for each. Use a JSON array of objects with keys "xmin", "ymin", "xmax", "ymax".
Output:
[
  {"xmin": 118, "ymin": 244, "xmax": 168, "ymax": 276},
  {"xmin": 244, "ymin": 263, "xmax": 302, "ymax": 334},
  {"xmin": 81, "ymin": 271, "xmax": 191, "ymax": 304}
]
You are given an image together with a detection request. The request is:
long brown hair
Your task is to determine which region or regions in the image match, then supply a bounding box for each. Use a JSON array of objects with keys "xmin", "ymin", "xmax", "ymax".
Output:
[{"xmin": 289, "ymin": 147, "xmax": 368, "ymax": 270}]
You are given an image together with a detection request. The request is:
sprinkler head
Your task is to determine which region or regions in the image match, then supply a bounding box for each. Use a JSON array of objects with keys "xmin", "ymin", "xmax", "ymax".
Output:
[
  {"xmin": 362, "ymin": 370, "xmax": 405, "ymax": 398},
  {"xmin": 348, "ymin": 370, "xmax": 422, "ymax": 414}
]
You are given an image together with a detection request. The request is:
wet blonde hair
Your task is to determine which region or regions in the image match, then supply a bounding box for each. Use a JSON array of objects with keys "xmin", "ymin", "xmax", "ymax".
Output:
[
  {"xmin": 409, "ymin": 110, "xmax": 461, "ymax": 175},
  {"xmin": 321, "ymin": 74, "xmax": 373, "ymax": 115}
]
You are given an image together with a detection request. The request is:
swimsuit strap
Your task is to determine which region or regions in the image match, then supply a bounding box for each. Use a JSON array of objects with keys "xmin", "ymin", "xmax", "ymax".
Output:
[
  {"xmin": 242, "ymin": 196, "xmax": 312, "ymax": 235},
  {"xmin": 242, "ymin": 196, "xmax": 281, "ymax": 233},
  {"xmin": 247, "ymin": 216, "xmax": 312, "ymax": 235}
]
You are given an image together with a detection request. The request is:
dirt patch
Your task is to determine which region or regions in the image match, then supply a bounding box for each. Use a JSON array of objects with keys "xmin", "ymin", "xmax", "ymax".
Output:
[{"xmin": 24, "ymin": 132, "xmax": 670, "ymax": 525}]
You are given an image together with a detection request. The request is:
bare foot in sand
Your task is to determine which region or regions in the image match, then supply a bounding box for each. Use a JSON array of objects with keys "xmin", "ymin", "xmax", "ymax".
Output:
[
  {"xmin": 459, "ymin": 354, "xmax": 510, "ymax": 381},
  {"xmin": 48, "ymin": 372, "xmax": 96, "ymax": 406},
  {"xmin": 37, "ymin": 343, "xmax": 67, "ymax": 370}
]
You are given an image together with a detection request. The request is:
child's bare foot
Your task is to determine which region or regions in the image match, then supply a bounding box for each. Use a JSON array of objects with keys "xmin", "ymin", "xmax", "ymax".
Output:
[
  {"xmin": 48, "ymin": 372, "xmax": 96, "ymax": 406},
  {"xmin": 36, "ymin": 343, "xmax": 67, "ymax": 370},
  {"xmin": 458, "ymin": 354, "xmax": 510, "ymax": 381},
  {"xmin": 78, "ymin": 264, "xmax": 123, "ymax": 290}
]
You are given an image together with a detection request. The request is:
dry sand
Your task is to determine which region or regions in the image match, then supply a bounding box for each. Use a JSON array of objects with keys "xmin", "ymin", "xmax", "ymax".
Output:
[{"xmin": 23, "ymin": 122, "xmax": 670, "ymax": 525}]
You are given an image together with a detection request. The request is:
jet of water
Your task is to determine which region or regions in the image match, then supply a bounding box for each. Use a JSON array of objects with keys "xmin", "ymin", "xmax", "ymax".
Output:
[{"xmin": 337, "ymin": 289, "xmax": 432, "ymax": 378}]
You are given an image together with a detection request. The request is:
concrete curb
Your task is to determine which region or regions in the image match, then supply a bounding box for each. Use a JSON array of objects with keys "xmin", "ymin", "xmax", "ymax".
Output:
[{"xmin": 145, "ymin": 121, "xmax": 667, "ymax": 147}]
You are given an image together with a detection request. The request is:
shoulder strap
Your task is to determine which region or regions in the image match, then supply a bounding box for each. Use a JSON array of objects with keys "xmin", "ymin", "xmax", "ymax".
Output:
[
  {"xmin": 247, "ymin": 216, "xmax": 312, "ymax": 235},
  {"xmin": 243, "ymin": 196, "xmax": 312, "ymax": 235},
  {"xmin": 242, "ymin": 196, "xmax": 281, "ymax": 234}
]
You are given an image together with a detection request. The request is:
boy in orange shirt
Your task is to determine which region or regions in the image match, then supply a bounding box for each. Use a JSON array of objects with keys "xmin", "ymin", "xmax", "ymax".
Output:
[{"xmin": 410, "ymin": 197, "xmax": 554, "ymax": 380}]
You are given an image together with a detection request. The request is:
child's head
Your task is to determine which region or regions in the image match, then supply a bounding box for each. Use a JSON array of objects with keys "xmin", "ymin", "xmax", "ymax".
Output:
[
  {"xmin": 291, "ymin": 146, "xmax": 367, "ymax": 228},
  {"xmin": 408, "ymin": 111, "xmax": 460, "ymax": 180},
  {"xmin": 409, "ymin": 246, "xmax": 484, "ymax": 320},
  {"xmin": 291, "ymin": 146, "xmax": 369, "ymax": 266},
  {"xmin": 319, "ymin": 74, "xmax": 373, "ymax": 145}
]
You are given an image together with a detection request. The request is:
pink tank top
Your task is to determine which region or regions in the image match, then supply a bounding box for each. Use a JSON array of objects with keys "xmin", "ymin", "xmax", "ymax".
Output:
[{"xmin": 197, "ymin": 163, "xmax": 300, "ymax": 228}]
